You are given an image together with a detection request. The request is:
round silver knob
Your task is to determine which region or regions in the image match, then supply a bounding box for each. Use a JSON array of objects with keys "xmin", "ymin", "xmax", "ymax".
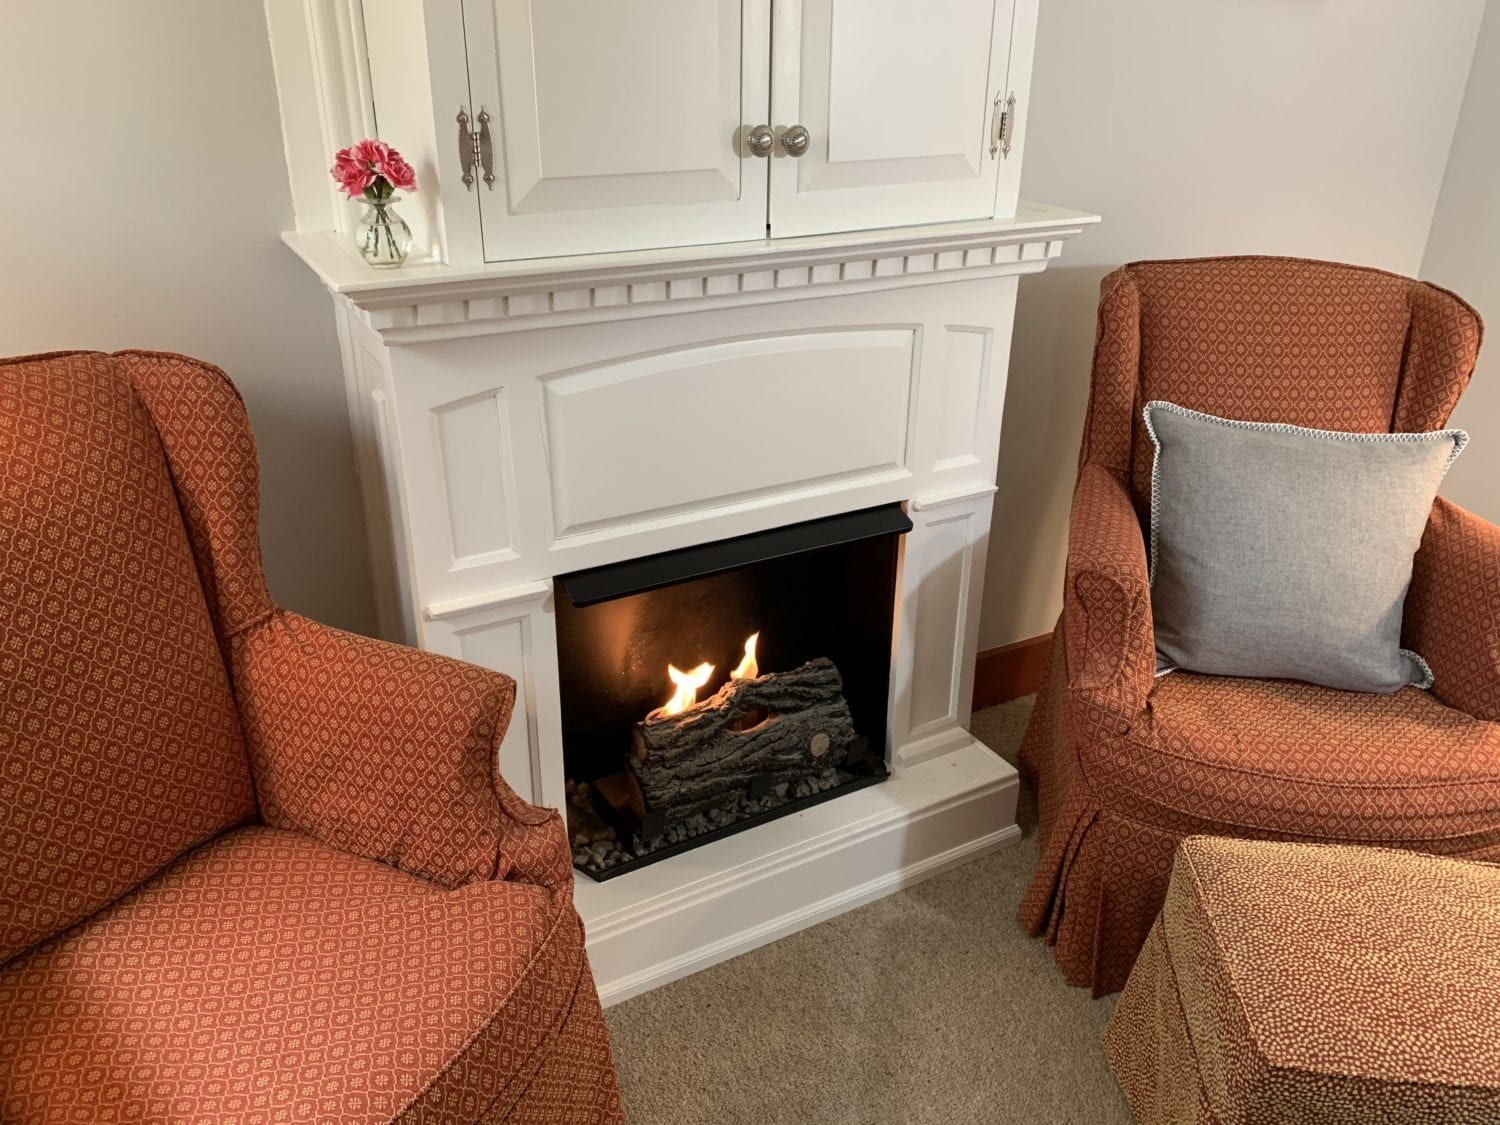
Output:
[
  {"xmin": 746, "ymin": 124, "xmax": 775, "ymax": 158},
  {"xmin": 780, "ymin": 125, "xmax": 811, "ymax": 157}
]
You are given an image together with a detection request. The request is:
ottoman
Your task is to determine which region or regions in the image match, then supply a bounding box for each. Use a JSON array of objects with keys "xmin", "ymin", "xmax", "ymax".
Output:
[{"xmin": 1105, "ymin": 836, "xmax": 1500, "ymax": 1124}]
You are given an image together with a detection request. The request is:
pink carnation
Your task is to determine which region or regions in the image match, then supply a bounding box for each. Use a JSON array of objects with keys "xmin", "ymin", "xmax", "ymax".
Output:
[
  {"xmin": 329, "ymin": 138, "xmax": 417, "ymax": 198},
  {"xmin": 350, "ymin": 138, "xmax": 392, "ymax": 167},
  {"xmin": 330, "ymin": 150, "xmax": 373, "ymax": 197},
  {"xmin": 376, "ymin": 152, "xmax": 417, "ymax": 193}
]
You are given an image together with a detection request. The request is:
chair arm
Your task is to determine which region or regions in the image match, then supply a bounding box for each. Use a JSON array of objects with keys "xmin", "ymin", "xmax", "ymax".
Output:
[
  {"xmin": 1404, "ymin": 498, "xmax": 1500, "ymax": 721},
  {"xmin": 229, "ymin": 611, "xmax": 571, "ymax": 893},
  {"xmin": 1062, "ymin": 464, "xmax": 1157, "ymax": 725}
]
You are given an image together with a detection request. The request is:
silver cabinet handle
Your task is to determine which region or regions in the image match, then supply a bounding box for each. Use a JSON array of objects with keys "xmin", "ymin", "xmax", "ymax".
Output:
[
  {"xmin": 458, "ymin": 107, "xmax": 476, "ymax": 190},
  {"xmin": 476, "ymin": 107, "xmax": 495, "ymax": 189},
  {"xmin": 780, "ymin": 125, "xmax": 810, "ymax": 157},
  {"xmin": 746, "ymin": 124, "xmax": 775, "ymax": 158}
]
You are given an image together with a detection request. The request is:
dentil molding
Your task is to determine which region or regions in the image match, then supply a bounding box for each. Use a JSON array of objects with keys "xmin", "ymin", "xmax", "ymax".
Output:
[{"xmin": 284, "ymin": 201, "xmax": 1099, "ymax": 343}]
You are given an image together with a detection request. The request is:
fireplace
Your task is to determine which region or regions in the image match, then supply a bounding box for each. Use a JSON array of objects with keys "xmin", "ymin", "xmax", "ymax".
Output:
[{"xmin": 557, "ymin": 505, "xmax": 910, "ymax": 880}]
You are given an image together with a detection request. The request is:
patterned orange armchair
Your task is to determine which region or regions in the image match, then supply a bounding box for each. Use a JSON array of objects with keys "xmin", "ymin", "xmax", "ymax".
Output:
[
  {"xmin": 0, "ymin": 352, "xmax": 623, "ymax": 1122},
  {"xmin": 1020, "ymin": 257, "xmax": 1500, "ymax": 995}
]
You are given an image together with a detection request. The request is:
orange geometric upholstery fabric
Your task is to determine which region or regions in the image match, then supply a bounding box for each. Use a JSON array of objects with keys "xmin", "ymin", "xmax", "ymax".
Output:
[
  {"xmin": 0, "ymin": 827, "xmax": 621, "ymax": 1124},
  {"xmin": 231, "ymin": 610, "xmax": 568, "ymax": 891},
  {"xmin": 0, "ymin": 352, "xmax": 254, "ymax": 964},
  {"xmin": 1106, "ymin": 837, "xmax": 1500, "ymax": 1123},
  {"xmin": 1406, "ymin": 497, "xmax": 1500, "ymax": 722},
  {"xmin": 1020, "ymin": 257, "xmax": 1500, "ymax": 995},
  {"xmin": 0, "ymin": 351, "xmax": 622, "ymax": 1121}
]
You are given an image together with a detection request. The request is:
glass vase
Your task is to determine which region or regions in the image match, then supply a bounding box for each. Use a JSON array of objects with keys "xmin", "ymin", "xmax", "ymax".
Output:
[{"xmin": 355, "ymin": 195, "xmax": 413, "ymax": 268}]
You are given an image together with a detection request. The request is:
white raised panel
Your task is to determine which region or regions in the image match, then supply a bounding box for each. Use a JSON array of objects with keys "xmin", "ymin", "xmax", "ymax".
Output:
[
  {"xmin": 541, "ymin": 329, "xmax": 918, "ymax": 536},
  {"xmin": 769, "ymin": 0, "xmax": 1016, "ymax": 237},
  {"xmin": 934, "ymin": 327, "xmax": 991, "ymax": 471},
  {"xmin": 461, "ymin": 0, "xmax": 771, "ymax": 260},
  {"xmin": 433, "ymin": 391, "xmax": 517, "ymax": 566},
  {"xmin": 893, "ymin": 492, "xmax": 992, "ymax": 767},
  {"xmin": 423, "ymin": 584, "xmax": 566, "ymax": 811}
]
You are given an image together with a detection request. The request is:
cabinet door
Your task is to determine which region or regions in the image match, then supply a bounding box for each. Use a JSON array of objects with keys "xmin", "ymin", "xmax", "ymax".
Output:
[
  {"xmin": 769, "ymin": 0, "xmax": 1017, "ymax": 237},
  {"xmin": 462, "ymin": 0, "xmax": 770, "ymax": 261}
]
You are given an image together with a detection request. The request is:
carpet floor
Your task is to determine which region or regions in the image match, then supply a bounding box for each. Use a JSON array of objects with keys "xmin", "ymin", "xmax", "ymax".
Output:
[{"xmin": 603, "ymin": 697, "xmax": 1131, "ymax": 1124}]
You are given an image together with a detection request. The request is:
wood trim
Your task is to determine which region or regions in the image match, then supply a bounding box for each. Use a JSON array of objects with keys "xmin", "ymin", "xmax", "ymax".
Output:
[{"xmin": 972, "ymin": 632, "xmax": 1051, "ymax": 711}]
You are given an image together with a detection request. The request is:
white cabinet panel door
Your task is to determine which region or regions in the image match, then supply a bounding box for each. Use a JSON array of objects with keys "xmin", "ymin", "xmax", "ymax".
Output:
[
  {"xmin": 769, "ymin": 0, "xmax": 1016, "ymax": 237},
  {"xmin": 462, "ymin": 0, "xmax": 770, "ymax": 260}
]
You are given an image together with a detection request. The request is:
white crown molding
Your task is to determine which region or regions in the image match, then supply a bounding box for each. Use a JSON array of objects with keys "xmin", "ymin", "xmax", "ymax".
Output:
[{"xmin": 283, "ymin": 201, "xmax": 1099, "ymax": 342}]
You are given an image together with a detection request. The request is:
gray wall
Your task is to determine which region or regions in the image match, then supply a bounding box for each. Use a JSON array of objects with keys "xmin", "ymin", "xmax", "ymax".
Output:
[
  {"xmin": 1421, "ymin": 0, "xmax": 1500, "ymax": 525},
  {"xmin": 980, "ymin": 0, "xmax": 1486, "ymax": 650},
  {"xmin": 0, "ymin": 2, "xmax": 377, "ymax": 635}
]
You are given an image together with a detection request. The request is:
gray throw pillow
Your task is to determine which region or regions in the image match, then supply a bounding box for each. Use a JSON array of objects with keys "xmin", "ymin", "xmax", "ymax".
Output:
[{"xmin": 1144, "ymin": 401, "xmax": 1467, "ymax": 693}]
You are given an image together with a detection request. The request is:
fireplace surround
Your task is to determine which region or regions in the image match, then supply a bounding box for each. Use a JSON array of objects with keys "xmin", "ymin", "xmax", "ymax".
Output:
[{"xmin": 282, "ymin": 202, "xmax": 1096, "ymax": 1002}]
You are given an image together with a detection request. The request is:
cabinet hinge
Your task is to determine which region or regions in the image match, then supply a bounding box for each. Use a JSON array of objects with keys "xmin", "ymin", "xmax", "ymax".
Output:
[{"xmin": 990, "ymin": 91, "xmax": 1016, "ymax": 159}]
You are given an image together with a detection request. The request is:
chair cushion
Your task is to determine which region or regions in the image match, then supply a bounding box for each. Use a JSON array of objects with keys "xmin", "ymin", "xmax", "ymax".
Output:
[
  {"xmin": 0, "ymin": 827, "xmax": 595, "ymax": 1123},
  {"xmin": 1107, "ymin": 837, "xmax": 1500, "ymax": 1122},
  {"xmin": 0, "ymin": 353, "xmax": 254, "ymax": 964},
  {"xmin": 1093, "ymin": 672, "xmax": 1500, "ymax": 841}
]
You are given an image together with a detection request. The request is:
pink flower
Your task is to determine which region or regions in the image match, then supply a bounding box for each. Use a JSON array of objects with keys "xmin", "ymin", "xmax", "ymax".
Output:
[
  {"xmin": 330, "ymin": 147, "xmax": 373, "ymax": 197},
  {"xmin": 376, "ymin": 153, "xmax": 417, "ymax": 193},
  {"xmin": 329, "ymin": 139, "xmax": 417, "ymax": 198},
  {"xmin": 350, "ymin": 138, "xmax": 392, "ymax": 167}
]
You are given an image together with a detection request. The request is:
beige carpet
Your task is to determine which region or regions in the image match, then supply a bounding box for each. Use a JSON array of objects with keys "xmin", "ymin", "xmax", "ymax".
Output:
[{"xmin": 603, "ymin": 698, "xmax": 1131, "ymax": 1124}]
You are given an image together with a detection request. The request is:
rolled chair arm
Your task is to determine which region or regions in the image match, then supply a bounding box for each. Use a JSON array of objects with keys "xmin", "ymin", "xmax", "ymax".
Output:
[
  {"xmin": 1063, "ymin": 463, "xmax": 1158, "ymax": 725},
  {"xmin": 229, "ymin": 611, "xmax": 571, "ymax": 893},
  {"xmin": 1404, "ymin": 498, "xmax": 1500, "ymax": 721}
]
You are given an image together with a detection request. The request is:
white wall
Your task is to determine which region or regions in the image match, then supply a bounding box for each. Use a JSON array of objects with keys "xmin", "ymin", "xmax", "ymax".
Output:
[
  {"xmin": 1420, "ymin": 0, "xmax": 1500, "ymax": 525},
  {"xmin": 0, "ymin": 2, "xmax": 377, "ymax": 635},
  {"xmin": 980, "ymin": 0, "xmax": 1487, "ymax": 651}
]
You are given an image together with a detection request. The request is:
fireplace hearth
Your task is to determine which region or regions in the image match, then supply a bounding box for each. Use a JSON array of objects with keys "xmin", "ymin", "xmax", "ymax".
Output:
[{"xmin": 557, "ymin": 505, "xmax": 909, "ymax": 880}]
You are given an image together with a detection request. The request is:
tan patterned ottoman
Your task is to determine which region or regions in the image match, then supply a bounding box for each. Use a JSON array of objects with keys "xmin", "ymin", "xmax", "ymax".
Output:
[{"xmin": 1104, "ymin": 836, "xmax": 1500, "ymax": 1124}]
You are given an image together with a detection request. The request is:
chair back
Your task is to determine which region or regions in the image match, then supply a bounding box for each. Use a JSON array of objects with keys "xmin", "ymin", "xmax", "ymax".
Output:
[
  {"xmin": 0, "ymin": 353, "xmax": 256, "ymax": 963},
  {"xmin": 1077, "ymin": 256, "xmax": 1483, "ymax": 517}
]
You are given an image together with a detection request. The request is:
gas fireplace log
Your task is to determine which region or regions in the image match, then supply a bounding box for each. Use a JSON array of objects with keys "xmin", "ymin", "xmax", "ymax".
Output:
[{"xmin": 629, "ymin": 657, "xmax": 857, "ymax": 820}]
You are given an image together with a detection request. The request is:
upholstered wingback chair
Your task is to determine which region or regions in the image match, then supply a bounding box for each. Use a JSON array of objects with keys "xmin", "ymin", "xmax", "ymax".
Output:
[
  {"xmin": 1020, "ymin": 257, "xmax": 1500, "ymax": 995},
  {"xmin": 0, "ymin": 352, "xmax": 623, "ymax": 1122}
]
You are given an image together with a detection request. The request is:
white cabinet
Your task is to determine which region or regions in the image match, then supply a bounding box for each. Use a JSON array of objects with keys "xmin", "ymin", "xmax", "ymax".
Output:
[
  {"xmin": 769, "ymin": 0, "xmax": 1026, "ymax": 237},
  {"xmin": 459, "ymin": 0, "xmax": 771, "ymax": 259},
  {"xmin": 356, "ymin": 0, "xmax": 1033, "ymax": 264}
]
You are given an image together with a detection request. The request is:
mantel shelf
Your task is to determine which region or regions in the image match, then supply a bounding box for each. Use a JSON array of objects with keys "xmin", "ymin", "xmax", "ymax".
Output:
[{"xmin": 283, "ymin": 201, "xmax": 1099, "ymax": 341}]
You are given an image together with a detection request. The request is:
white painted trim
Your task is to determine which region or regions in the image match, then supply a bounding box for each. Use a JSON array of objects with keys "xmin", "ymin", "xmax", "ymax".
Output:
[
  {"xmin": 264, "ymin": 0, "xmax": 376, "ymax": 234},
  {"xmin": 910, "ymin": 482, "xmax": 1000, "ymax": 511},
  {"xmin": 424, "ymin": 578, "xmax": 551, "ymax": 622},
  {"xmin": 283, "ymin": 201, "xmax": 1098, "ymax": 340}
]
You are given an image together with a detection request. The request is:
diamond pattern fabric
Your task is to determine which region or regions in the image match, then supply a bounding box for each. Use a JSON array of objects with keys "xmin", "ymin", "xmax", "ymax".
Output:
[
  {"xmin": 1019, "ymin": 257, "xmax": 1499, "ymax": 995},
  {"xmin": 0, "ymin": 352, "xmax": 254, "ymax": 965},
  {"xmin": 0, "ymin": 828, "xmax": 619, "ymax": 1124},
  {"xmin": 0, "ymin": 351, "xmax": 621, "ymax": 1121}
]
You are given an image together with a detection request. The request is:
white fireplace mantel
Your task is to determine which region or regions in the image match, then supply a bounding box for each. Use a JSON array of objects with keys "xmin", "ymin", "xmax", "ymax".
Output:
[{"xmin": 285, "ymin": 201, "xmax": 1096, "ymax": 342}]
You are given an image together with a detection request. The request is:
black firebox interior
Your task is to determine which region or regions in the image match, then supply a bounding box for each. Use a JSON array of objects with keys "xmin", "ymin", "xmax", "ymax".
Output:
[{"xmin": 555, "ymin": 503, "xmax": 909, "ymax": 879}]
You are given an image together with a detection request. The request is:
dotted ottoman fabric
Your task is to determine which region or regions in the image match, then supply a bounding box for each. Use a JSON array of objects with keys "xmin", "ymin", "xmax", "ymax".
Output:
[
  {"xmin": 1105, "ymin": 837, "xmax": 1500, "ymax": 1124},
  {"xmin": 0, "ymin": 352, "xmax": 622, "ymax": 1122},
  {"xmin": 1019, "ymin": 257, "xmax": 1500, "ymax": 995}
]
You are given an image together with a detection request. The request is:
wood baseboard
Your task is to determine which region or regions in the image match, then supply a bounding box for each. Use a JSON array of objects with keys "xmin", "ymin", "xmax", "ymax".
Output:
[{"xmin": 972, "ymin": 632, "xmax": 1052, "ymax": 711}]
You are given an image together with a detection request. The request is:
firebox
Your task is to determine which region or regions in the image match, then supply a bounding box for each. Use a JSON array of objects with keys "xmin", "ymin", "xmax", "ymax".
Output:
[{"xmin": 556, "ymin": 504, "xmax": 910, "ymax": 880}]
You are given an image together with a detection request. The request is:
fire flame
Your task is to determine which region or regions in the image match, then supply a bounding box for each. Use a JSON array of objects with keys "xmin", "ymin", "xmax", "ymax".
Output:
[
  {"xmin": 730, "ymin": 632, "xmax": 760, "ymax": 681},
  {"xmin": 661, "ymin": 661, "xmax": 714, "ymax": 717}
]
